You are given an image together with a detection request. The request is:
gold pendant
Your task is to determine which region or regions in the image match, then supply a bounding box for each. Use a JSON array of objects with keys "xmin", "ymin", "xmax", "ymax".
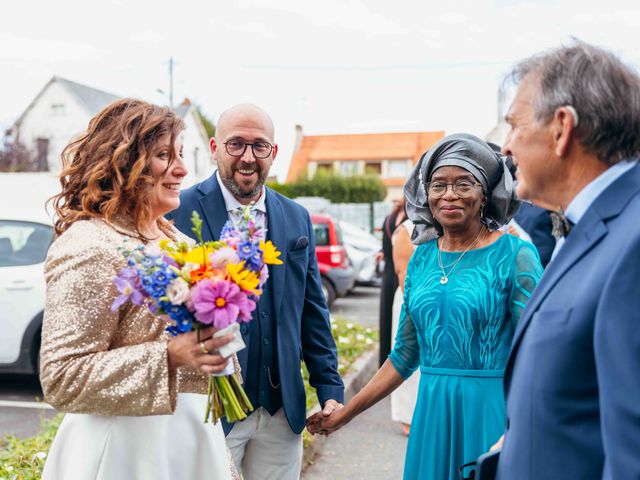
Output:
[{"xmin": 440, "ymin": 276, "xmax": 448, "ymax": 284}]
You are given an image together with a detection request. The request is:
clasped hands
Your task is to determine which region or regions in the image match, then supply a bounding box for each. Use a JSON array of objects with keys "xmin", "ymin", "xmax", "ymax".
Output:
[{"xmin": 306, "ymin": 399, "xmax": 347, "ymax": 436}]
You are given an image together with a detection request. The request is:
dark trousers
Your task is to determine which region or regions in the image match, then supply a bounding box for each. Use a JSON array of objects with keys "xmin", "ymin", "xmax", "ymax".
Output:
[{"xmin": 378, "ymin": 261, "xmax": 399, "ymax": 367}]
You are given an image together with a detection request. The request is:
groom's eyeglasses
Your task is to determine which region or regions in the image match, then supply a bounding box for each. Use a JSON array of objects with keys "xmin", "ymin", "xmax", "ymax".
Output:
[{"xmin": 224, "ymin": 138, "xmax": 274, "ymax": 159}]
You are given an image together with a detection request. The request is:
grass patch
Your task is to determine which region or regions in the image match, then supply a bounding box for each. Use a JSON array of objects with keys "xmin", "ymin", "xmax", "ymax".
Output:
[
  {"xmin": 302, "ymin": 316, "xmax": 378, "ymax": 449},
  {"xmin": 0, "ymin": 413, "xmax": 63, "ymax": 480}
]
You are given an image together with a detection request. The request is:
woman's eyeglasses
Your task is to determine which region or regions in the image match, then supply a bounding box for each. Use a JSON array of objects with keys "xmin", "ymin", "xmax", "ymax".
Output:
[{"xmin": 427, "ymin": 181, "xmax": 481, "ymax": 198}]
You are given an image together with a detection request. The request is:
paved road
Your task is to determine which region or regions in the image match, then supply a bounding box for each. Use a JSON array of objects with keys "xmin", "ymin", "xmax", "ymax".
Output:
[
  {"xmin": 331, "ymin": 285, "xmax": 380, "ymax": 327},
  {"xmin": 303, "ymin": 396, "xmax": 407, "ymax": 480},
  {"xmin": 0, "ymin": 374, "xmax": 56, "ymax": 438},
  {"xmin": 0, "ymin": 285, "xmax": 382, "ymax": 439}
]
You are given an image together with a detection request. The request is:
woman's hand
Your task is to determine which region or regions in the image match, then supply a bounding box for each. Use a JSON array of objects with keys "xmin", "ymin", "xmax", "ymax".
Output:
[
  {"xmin": 167, "ymin": 326, "xmax": 235, "ymax": 375},
  {"xmin": 306, "ymin": 404, "xmax": 349, "ymax": 436}
]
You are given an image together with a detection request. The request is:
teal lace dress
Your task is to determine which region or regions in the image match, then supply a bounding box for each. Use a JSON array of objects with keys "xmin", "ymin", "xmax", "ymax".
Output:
[{"xmin": 389, "ymin": 234, "xmax": 542, "ymax": 480}]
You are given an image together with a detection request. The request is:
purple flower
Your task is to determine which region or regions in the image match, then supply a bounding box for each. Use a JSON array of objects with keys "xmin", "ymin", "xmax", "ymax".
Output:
[
  {"xmin": 258, "ymin": 264, "xmax": 269, "ymax": 287},
  {"xmin": 190, "ymin": 279, "xmax": 256, "ymax": 329},
  {"xmin": 111, "ymin": 274, "xmax": 145, "ymax": 311}
]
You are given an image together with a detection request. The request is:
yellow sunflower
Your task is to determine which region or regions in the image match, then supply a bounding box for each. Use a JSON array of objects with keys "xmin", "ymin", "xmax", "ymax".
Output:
[
  {"xmin": 181, "ymin": 245, "xmax": 216, "ymax": 267},
  {"xmin": 260, "ymin": 240, "xmax": 283, "ymax": 265},
  {"xmin": 226, "ymin": 262, "xmax": 261, "ymax": 295}
]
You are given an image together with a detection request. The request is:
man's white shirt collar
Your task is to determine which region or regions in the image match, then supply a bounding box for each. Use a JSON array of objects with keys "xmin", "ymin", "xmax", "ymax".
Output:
[
  {"xmin": 551, "ymin": 160, "xmax": 637, "ymax": 260},
  {"xmin": 215, "ymin": 170, "xmax": 267, "ymax": 214}
]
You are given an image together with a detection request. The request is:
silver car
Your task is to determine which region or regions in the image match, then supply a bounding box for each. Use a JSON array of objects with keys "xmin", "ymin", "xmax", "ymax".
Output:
[{"xmin": 338, "ymin": 221, "xmax": 381, "ymax": 288}]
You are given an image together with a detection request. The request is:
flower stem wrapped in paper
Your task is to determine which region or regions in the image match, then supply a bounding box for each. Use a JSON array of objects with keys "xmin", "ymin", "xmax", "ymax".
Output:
[{"xmin": 111, "ymin": 206, "xmax": 282, "ymax": 424}]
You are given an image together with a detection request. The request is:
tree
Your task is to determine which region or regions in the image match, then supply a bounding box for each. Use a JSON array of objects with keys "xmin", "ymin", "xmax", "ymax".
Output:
[
  {"xmin": 0, "ymin": 134, "xmax": 38, "ymax": 172},
  {"xmin": 197, "ymin": 107, "xmax": 216, "ymax": 139}
]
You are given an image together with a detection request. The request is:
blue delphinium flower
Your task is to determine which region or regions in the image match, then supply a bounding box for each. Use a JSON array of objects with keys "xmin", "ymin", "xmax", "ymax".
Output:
[{"xmin": 237, "ymin": 240, "xmax": 262, "ymax": 271}]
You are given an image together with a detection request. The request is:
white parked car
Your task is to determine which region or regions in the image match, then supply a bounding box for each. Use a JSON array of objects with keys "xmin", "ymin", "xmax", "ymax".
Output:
[
  {"xmin": 338, "ymin": 221, "xmax": 382, "ymax": 287},
  {"xmin": 0, "ymin": 209, "xmax": 54, "ymax": 375}
]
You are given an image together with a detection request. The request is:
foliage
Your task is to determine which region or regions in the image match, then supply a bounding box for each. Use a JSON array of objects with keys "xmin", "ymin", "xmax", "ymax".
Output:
[
  {"xmin": 302, "ymin": 316, "xmax": 378, "ymax": 411},
  {"xmin": 301, "ymin": 316, "xmax": 378, "ymax": 448},
  {"xmin": 0, "ymin": 318, "xmax": 377, "ymax": 474},
  {"xmin": 0, "ymin": 413, "xmax": 63, "ymax": 480},
  {"xmin": 268, "ymin": 172, "xmax": 386, "ymax": 204},
  {"xmin": 266, "ymin": 180, "xmax": 291, "ymax": 198},
  {"xmin": 0, "ymin": 135, "xmax": 39, "ymax": 173},
  {"xmin": 196, "ymin": 107, "xmax": 216, "ymax": 139}
]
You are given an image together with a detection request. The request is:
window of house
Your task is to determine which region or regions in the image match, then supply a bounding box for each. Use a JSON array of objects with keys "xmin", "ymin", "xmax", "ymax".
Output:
[
  {"xmin": 387, "ymin": 160, "xmax": 410, "ymax": 178},
  {"xmin": 365, "ymin": 162, "xmax": 382, "ymax": 175},
  {"xmin": 339, "ymin": 161, "xmax": 359, "ymax": 177},
  {"xmin": 51, "ymin": 104, "xmax": 65, "ymax": 116},
  {"xmin": 315, "ymin": 163, "xmax": 333, "ymax": 175}
]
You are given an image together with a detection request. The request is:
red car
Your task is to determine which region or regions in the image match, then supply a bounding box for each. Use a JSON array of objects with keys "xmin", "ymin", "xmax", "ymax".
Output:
[{"xmin": 311, "ymin": 213, "xmax": 356, "ymax": 308}]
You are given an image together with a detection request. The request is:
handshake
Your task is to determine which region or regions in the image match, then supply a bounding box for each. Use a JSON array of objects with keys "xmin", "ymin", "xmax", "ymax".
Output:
[{"xmin": 305, "ymin": 399, "xmax": 347, "ymax": 436}]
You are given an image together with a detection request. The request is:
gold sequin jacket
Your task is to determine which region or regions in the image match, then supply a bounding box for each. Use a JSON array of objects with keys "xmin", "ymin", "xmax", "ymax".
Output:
[{"xmin": 40, "ymin": 218, "xmax": 209, "ymax": 416}]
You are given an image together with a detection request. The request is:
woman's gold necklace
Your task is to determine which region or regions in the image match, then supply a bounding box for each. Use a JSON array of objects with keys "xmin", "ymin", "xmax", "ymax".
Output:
[{"xmin": 437, "ymin": 228, "xmax": 485, "ymax": 285}]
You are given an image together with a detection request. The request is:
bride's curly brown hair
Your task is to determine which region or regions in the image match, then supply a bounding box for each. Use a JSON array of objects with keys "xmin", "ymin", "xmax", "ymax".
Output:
[{"xmin": 49, "ymin": 98, "xmax": 185, "ymax": 239}]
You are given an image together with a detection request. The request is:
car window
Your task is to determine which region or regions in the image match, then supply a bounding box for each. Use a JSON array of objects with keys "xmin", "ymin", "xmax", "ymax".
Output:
[
  {"xmin": 334, "ymin": 222, "xmax": 344, "ymax": 245},
  {"xmin": 0, "ymin": 220, "xmax": 53, "ymax": 267},
  {"xmin": 312, "ymin": 223, "xmax": 330, "ymax": 246}
]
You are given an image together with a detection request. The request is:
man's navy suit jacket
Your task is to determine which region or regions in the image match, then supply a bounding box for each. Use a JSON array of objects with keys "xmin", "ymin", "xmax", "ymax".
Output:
[
  {"xmin": 497, "ymin": 162, "xmax": 640, "ymax": 479},
  {"xmin": 167, "ymin": 173, "xmax": 344, "ymax": 434}
]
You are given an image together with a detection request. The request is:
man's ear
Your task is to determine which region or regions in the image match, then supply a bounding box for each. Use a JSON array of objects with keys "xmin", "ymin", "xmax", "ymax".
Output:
[
  {"xmin": 271, "ymin": 143, "xmax": 279, "ymax": 160},
  {"xmin": 209, "ymin": 137, "xmax": 218, "ymax": 156},
  {"xmin": 552, "ymin": 106, "xmax": 578, "ymax": 158}
]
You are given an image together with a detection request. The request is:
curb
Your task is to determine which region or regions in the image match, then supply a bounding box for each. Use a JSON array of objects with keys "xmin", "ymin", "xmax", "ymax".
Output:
[{"xmin": 302, "ymin": 346, "xmax": 380, "ymax": 469}]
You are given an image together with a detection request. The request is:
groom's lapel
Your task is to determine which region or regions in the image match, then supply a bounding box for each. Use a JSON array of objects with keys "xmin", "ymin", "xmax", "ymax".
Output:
[
  {"xmin": 266, "ymin": 189, "xmax": 286, "ymax": 319},
  {"xmin": 197, "ymin": 174, "xmax": 228, "ymax": 241}
]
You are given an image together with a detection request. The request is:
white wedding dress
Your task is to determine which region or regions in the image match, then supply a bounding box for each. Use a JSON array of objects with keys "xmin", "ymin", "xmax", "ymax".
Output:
[{"xmin": 42, "ymin": 393, "xmax": 232, "ymax": 480}]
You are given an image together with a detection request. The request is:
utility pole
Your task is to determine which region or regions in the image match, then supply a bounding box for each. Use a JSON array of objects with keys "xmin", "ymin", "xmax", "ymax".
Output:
[{"xmin": 169, "ymin": 56, "xmax": 174, "ymax": 109}]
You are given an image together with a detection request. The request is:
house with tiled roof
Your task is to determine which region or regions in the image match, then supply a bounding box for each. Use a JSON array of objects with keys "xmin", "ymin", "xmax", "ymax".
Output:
[
  {"xmin": 8, "ymin": 76, "xmax": 212, "ymax": 186},
  {"xmin": 286, "ymin": 127, "xmax": 445, "ymax": 200}
]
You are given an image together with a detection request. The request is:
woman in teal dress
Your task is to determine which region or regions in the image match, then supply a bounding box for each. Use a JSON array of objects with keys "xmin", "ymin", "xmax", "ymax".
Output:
[{"xmin": 307, "ymin": 133, "xmax": 542, "ymax": 479}]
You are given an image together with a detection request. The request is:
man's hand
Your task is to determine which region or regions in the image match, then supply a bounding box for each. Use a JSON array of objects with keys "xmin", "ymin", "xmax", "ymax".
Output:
[
  {"xmin": 374, "ymin": 251, "xmax": 384, "ymax": 264},
  {"xmin": 322, "ymin": 399, "xmax": 343, "ymax": 417}
]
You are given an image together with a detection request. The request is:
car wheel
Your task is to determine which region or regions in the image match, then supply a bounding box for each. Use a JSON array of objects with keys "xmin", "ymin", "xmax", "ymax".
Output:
[{"xmin": 321, "ymin": 277, "xmax": 337, "ymax": 309}]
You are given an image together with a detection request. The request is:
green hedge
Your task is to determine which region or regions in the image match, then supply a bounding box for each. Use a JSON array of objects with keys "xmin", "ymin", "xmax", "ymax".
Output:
[
  {"xmin": 0, "ymin": 317, "xmax": 378, "ymax": 477},
  {"xmin": 268, "ymin": 172, "xmax": 386, "ymax": 204}
]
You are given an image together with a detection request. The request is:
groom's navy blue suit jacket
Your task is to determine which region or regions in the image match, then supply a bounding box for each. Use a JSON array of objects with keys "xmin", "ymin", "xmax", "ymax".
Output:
[
  {"xmin": 168, "ymin": 173, "xmax": 344, "ymax": 434},
  {"xmin": 497, "ymin": 162, "xmax": 640, "ymax": 479}
]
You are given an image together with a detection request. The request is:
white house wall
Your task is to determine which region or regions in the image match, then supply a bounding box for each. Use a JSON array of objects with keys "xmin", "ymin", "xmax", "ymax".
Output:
[
  {"xmin": 16, "ymin": 82, "xmax": 92, "ymax": 173},
  {"xmin": 181, "ymin": 110, "xmax": 214, "ymax": 187}
]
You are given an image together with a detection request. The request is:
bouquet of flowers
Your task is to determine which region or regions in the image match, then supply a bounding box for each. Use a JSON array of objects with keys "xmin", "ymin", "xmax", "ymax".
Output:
[{"xmin": 110, "ymin": 206, "xmax": 282, "ymax": 424}]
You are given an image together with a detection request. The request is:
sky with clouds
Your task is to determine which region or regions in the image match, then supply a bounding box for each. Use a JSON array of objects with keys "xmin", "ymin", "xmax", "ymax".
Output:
[{"xmin": 2, "ymin": 0, "xmax": 640, "ymax": 180}]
